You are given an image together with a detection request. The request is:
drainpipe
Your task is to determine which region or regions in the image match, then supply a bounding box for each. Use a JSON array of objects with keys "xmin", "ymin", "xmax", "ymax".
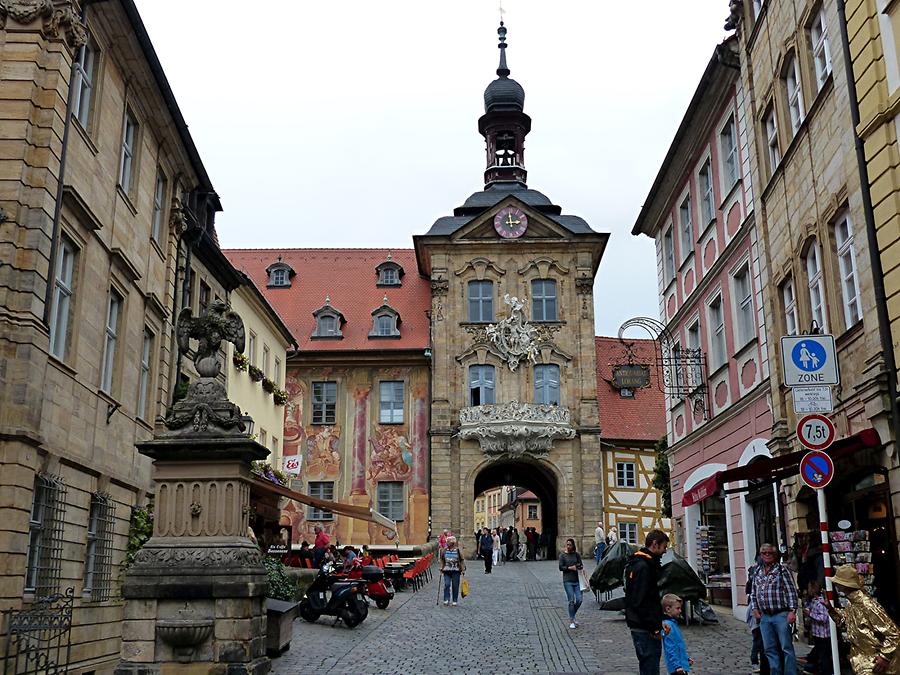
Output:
[
  {"xmin": 836, "ymin": 0, "xmax": 900, "ymax": 452},
  {"xmin": 426, "ymin": 308, "xmax": 434, "ymax": 542},
  {"xmin": 43, "ymin": 3, "xmax": 97, "ymax": 325}
]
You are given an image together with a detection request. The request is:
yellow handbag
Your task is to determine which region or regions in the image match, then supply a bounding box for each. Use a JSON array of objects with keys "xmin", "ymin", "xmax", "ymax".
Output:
[{"xmin": 461, "ymin": 576, "xmax": 470, "ymax": 598}]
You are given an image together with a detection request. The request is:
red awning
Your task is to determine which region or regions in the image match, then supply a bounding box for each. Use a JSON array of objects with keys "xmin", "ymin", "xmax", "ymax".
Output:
[
  {"xmin": 682, "ymin": 473, "xmax": 721, "ymax": 506},
  {"xmin": 680, "ymin": 428, "xmax": 881, "ymax": 506}
]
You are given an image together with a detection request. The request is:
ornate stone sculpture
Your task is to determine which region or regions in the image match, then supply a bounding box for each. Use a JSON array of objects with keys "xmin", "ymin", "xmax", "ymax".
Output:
[
  {"xmin": 164, "ymin": 300, "xmax": 248, "ymax": 435},
  {"xmin": 0, "ymin": 0, "xmax": 87, "ymax": 48},
  {"xmin": 486, "ymin": 294, "xmax": 539, "ymax": 371},
  {"xmin": 459, "ymin": 400, "xmax": 575, "ymax": 459}
]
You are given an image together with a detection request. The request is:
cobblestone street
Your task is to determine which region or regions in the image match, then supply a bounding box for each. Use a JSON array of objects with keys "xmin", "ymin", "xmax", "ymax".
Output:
[{"xmin": 272, "ymin": 560, "xmax": 765, "ymax": 675}]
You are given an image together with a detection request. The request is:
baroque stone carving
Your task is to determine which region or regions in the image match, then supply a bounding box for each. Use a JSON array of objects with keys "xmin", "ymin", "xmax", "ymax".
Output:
[
  {"xmin": 724, "ymin": 0, "xmax": 743, "ymax": 30},
  {"xmin": 430, "ymin": 277, "xmax": 449, "ymax": 296},
  {"xmin": 575, "ymin": 276, "xmax": 593, "ymax": 294},
  {"xmin": 486, "ymin": 294, "xmax": 538, "ymax": 371},
  {"xmin": 459, "ymin": 401, "xmax": 575, "ymax": 459},
  {"xmin": 165, "ymin": 300, "xmax": 248, "ymax": 436},
  {"xmin": 132, "ymin": 546, "xmax": 264, "ymax": 569},
  {"xmin": 0, "ymin": 1, "xmax": 86, "ymax": 48}
]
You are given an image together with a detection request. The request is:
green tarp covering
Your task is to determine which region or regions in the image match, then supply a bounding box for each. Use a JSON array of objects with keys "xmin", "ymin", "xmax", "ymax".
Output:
[{"xmin": 589, "ymin": 544, "xmax": 707, "ymax": 602}]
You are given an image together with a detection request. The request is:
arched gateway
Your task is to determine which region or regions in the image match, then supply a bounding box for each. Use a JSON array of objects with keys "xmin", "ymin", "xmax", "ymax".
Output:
[{"xmin": 414, "ymin": 22, "xmax": 608, "ymax": 557}]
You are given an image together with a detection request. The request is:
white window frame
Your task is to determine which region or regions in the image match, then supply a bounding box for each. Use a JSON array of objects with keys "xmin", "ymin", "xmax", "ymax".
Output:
[
  {"xmin": 834, "ymin": 212, "xmax": 862, "ymax": 327},
  {"xmin": 811, "ymin": 8, "xmax": 833, "ymax": 91},
  {"xmin": 786, "ymin": 56, "xmax": 805, "ymax": 136},
  {"xmin": 699, "ymin": 159, "xmax": 715, "ymax": 224},
  {"xmin": 467, "ymin": 280, "xmax": 494, "ymax": 322},
  {"xmin": 73, "ymin": 39, "xmax": 97, "ymax": 128},
  {"xmin": 679, "ymin": 195, "xmax": 694, "ymax": 261},
  {"xmin": 137, "ymin": 328, "xmax": 153, "ymax": 420},
  {"xmin": 707, "ymin": 293, "xmax": 727, "ymax": 370},
  {"xmin": 662, "ymin": 225, "xmax": 676, "ymax": 285},
  {"xmin": 782, "ymin": 277, "xmax": 799, "ymax": 336},
  {"xmin": 274, "ymin": 357, "xmax": 281, "ymax": 386},
  {"xmin": 765, "ymin": 107, "xmax": 780, "ymax": 173},
  {"xmin": 316, "ymin": 314, "xmax": 339, "ymax": 337},
  {"xmin": 119, "ymin": 111, "xmax": 137, "ymax": 193},
  {"xmin": 616, "ymin": 462, "xmax": 637, "ymax": 488},
  {"xmin": 380, "ymin": 267, "xmax": 398, "ymax": 285},
  {"xmin": 686, "ymin": 319, "xmax": 702, "ymax": 388},
  {"xmin": 805, "ymin": 240, "xmax": 829, "ymax": 332},
  {"xmin": 374, "ymin": 313, "xmax": 396, "ymax": 336},
  {"xmin": 377, "ymin": 481, "xmax": 405, "ymax": 521},
  {"xmin": 100, "ymin": 289, "xmax": 122, "ymax": 393},
  {"xmin": 151, "ymin": 169, "xmax": 167, "ymax": 244},
  {"xmin": 262, "ymin": 345, "xmax": 270, "ymax": 378},
  {"xmin": 531, "ymin": 278, "xmax": 558, "ymax": 321},
  {"xmin": 379, "ymin": 381, "xmax": 405, "ymax": 424},
  {"xmin": 527, "ymin": 504, "xmax": 538, "ymax": 520},
  {"xmin": 619, "ymin": 522, "xmax": 639, "ymax": 545},
  {"xmin": 259, "ymin": 429, "xmax": 267, "ymax": 447},
  {"xmin": 308, "ymin": 481, "xmax": 334, "ymax": 520},
  {"xmin": 82, "ymin": 493, "xmax": 114, "ymax": 601},
  {"xmin": 534, "ymin": 364, "xmax": 560, "ymax": 405},
  {"xmin": 312, "ymin": 381, "xmax": 337, "ymax": 425},
  {"xmin": 732, "ymin": 263, "xmax": 755, "ymax": 347},
  {"xmin": 248, "ymin": 332, "xmax": 257, "ymax": 366},
  {"xmin": 469, "ymin": 364, "xmax": 496, "ymax": 406},
  {"xmin": 271, "ymin": 268, "xmax": 288, "ymax": 286},
  {"xmin": 49, "ymin": 237, "xmax": 76, "ymax": 360},
  {"xmin": 719, "ymin": 116, "xmax": 740, "ymax": 189}
]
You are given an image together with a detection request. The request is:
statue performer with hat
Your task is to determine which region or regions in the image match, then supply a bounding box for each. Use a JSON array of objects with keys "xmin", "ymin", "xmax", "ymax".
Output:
[{"xmin": 826, "ymin": 564, "xmax": 900, "ymax": 674}]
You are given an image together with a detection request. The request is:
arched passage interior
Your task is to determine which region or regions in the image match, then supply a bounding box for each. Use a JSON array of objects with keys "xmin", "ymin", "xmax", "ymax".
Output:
[{"xmin": 473, "ymin": 459, "xmax": 559, "ymax": 558}]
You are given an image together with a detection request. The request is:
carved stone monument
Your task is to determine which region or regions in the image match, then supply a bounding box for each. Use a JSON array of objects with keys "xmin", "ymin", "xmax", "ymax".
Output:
[{"xmin": 116, "ymin": 301, "xmax": 271, "ymax": 674}]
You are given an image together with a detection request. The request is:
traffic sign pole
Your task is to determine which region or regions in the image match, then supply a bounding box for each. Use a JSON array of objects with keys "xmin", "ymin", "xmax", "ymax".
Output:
[{"xmin": 817, "ymin": 488, "xmax": 841, "ymax": 675}]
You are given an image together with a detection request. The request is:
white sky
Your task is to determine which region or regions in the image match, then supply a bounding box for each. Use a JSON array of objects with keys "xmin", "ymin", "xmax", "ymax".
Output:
[{"xmin": 134, "ymin": 1, "xmax": 728, "ymax": 337}]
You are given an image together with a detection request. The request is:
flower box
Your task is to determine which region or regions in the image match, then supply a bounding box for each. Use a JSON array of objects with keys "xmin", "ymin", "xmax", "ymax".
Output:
[
  {"xmin": 262, "ymin": 378, "xmax": 276, "ymax": 394},
  {"xmin": 248, "ymin": 365, "xmax": 264, "ymax": 382}
]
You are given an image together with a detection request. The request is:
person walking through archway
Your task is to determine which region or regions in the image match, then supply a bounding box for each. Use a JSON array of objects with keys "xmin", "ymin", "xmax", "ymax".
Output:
[
  {"xmin": 749, "ymin": 543, "xmax": 799, "ymax": 675},
  {"xmin": 492, "ymin": 528, "xmax": 502, "ymax": 566},
  {"xmin": 439, "ymin": 536, "xmax": 465, "ymax": 606},
  {"xmin": 559, "ymin": 538, "xmax": 584, "ymax": 629},
  {"xmin": 480, "ymin": 527, "xmax": 494, "ymax": 574},
  {"xmin": 625, "ymin": 529, "xmax": 670, "ymax": 675}
]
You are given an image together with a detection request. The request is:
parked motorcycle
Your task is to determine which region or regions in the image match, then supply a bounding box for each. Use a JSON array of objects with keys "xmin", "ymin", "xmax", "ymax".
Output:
[
  {"xmin": 335, "ymin": 562, "xmax": 394, "ymax": 609},
  {"xmin": 299, "ymin": 562, "xmax": 369, "ymax": 628}
]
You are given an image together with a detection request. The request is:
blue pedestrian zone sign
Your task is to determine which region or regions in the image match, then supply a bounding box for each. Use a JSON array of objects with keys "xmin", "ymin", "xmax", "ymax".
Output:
[{"xmin": 781, "ymin": 335, "xmax": 839, "ymax": 386}]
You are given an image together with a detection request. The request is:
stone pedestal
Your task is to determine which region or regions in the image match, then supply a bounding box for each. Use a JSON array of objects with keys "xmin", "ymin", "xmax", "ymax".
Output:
[{"xmin": 117, "ymin": 437, "xmax": 271, "ymax": 675}]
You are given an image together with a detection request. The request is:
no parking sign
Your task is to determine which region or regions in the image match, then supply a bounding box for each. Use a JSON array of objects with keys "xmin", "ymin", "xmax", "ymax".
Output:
[{"xmin": 799, "ymin": 450, "xmax": 835, "ymax": 489}]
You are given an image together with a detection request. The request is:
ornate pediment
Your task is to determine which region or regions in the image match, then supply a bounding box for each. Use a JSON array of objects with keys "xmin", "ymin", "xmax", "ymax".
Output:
[{"xmin": 459, "ymin": 401, "xmax": 575, "ymax": 459}]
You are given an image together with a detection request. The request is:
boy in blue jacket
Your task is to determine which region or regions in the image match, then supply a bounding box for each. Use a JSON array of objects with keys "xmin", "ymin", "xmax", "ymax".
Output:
[{"xmin": 661, "ymin": 593, "xmax": 694, "ymax": 674}]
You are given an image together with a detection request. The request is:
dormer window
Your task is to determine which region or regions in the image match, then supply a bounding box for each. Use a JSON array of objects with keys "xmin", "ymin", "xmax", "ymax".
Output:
[
  {"xmin": 369, "ymin": 296, "xmax": 401, "ymax": 338},
  {"xmin": 266, "ymin": 259, "xmax": 295, "ymax": 288},
  {"xmin": 376, "ymin": 257, "xmax": 404, "ymax": 287},
  {"xmin": 312, "ymin": 297, "xmax": 345, "ymax": 339}
]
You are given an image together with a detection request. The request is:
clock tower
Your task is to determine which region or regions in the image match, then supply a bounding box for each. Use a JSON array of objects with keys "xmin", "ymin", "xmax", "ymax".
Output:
[{"xmin": 480, "ymin": 22, "xmax": 531, "ymax": 188}]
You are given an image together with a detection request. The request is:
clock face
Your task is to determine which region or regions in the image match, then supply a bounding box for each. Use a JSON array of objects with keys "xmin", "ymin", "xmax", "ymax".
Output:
[{"xmin": 493, "ymin": 207, "xmax": 528, "ymax": 239}]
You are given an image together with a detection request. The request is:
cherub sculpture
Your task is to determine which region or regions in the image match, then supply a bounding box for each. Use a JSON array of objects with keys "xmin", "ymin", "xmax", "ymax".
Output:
[{"xmin": 176, "ymin": 299, "xmax": 245, "ymax": 377}]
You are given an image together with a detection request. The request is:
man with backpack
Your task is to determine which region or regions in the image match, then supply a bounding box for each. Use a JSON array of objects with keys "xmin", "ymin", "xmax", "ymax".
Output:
[{"xmin": 624, "ymin": 529, "xmax": 670, "ymax": 675}]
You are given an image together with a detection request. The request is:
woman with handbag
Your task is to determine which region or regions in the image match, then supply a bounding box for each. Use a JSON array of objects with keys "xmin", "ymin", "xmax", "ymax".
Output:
[
  {"xmin": 559, "ymin": 538, "xmax": 585, "ymax": 629},
  {"xmin": 440, "ymin": 536, "xmax": 465, "ymax": 606}
]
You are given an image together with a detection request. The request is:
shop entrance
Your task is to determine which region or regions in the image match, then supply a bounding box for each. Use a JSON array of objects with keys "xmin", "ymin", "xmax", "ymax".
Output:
[{"xmin": 473, "ymin": 460, "xmax": 559, "ymax": 558}]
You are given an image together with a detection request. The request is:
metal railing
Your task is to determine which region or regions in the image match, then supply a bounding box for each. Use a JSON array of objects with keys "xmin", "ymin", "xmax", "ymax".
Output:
[{"xmin": 2, "ymin": 587, "xmax": 74, "ymax": 674}]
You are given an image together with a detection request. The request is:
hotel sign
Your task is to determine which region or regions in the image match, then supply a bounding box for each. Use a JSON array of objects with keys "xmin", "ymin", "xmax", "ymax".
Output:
[{"xmin": 612, "ymin": 364, "xmax": 650, "ymax": 390}]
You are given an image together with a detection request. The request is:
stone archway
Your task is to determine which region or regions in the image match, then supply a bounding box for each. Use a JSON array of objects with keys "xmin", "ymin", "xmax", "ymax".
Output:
[{"xmin": 472, "ymin": 458, "xmax": 561, "ymax": 558}]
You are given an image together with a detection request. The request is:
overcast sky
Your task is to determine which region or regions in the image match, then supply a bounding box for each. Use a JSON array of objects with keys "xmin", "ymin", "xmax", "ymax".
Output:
[{"xmin": 134, "ymin": 1, "xmax": 728, "ymax": 337}]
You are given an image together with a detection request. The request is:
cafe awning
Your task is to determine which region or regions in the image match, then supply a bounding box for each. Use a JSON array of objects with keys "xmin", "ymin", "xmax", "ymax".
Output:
[
  {"xmin": 251, "ymin": 477, "xmax": 397, "ymax": 536},
  {"xmin": 680, "ymin": 428, "xmax": 881, "ymax": 506}
]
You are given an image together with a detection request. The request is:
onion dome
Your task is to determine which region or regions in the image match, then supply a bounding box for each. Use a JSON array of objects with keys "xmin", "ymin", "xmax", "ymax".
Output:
[{"xmin": 483, "ymin": 22, "xmax": 525, "ymax": 113}]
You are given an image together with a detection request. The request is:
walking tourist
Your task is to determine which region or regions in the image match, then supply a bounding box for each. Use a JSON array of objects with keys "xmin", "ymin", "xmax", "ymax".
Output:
[
  {"xmin": 438, "ymin": 529, "xmax": 449, "ymax": 549},
  {"xmin": 803, "ymin": 580, "xmax": 832, "ymax": 675},
  {"xmin": 312, "ymin": 525, "xmax": 330, "ymax": 568},
  {"xmin": 558, "ymin": 538, "xmax": 584, "ymax": 629},
  {"xmin": 440, "ymin": 535, "xmax": 465, "ymax": 606},
  {"xmin": 537, "ymin": 529, "xmax": 548, "ymax": 560},
  {"xmin": 826, "ymin": 564, "xmax": 900, "ymax": 674},
  {"xmin": 480, "ymin": 527, "xmax": 494, "ymax": 573},
  {"xmin": 608, "ymin": 524, "xmax": 619, "ymax": 546},
  {"xmin": 511, "ymin": 527, "xmax": 520, "ymax": 561},
  {"xmin": 526, "ymin": 527, "xmax": 536, "ymax": 560},
  {"xmin": 595, "ymin": 520, "xmax": 607, "ymax": 563},
  {"xmin": 492, "ymin": 528, "xmax": 502, "ymax": 566},
  {"xmin": 746, "ymin": 554, "xmax": 770, "ymax": 674},
  {"xmin": 624, "ymin": 529, "xmax": 669, "ymax": 675},
  {"xmin": 661, "ymin": 593, "xmax": 693, "ymax": 674},
  {"xmin": 505, "ymin": 526, "xmax": 514, "ymax": 561},
  {"xmin": 749, "ymin": 543, "xmax": 799, "ymax": 675}
]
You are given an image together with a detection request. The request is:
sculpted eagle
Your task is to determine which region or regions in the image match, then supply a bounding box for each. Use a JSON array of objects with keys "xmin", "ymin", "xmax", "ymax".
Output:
[{"xmin": 176, "ymin": 299, "xmax": 245, "ymax": 377}]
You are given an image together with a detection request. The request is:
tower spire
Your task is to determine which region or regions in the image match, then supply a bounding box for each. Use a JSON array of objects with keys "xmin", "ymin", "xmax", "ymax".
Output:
[{"xmin": 497, "ymin": 21, "xmax": 510, "ymax": 78}]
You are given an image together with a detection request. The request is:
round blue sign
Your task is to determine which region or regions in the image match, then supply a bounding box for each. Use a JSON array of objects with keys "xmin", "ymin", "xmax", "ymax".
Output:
[
  {"xmin": 791, "ymin": 340, "xmax": 827, "ymax": 372},
  {"xmin": 799, "ymin": 450, "xmax": 834, "ymax": 489}
]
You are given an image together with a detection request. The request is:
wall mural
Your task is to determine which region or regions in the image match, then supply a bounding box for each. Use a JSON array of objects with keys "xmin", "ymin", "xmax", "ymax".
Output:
[{"xmin": 368, "ymin": 427, "xmax": 413, "ymax": 481}]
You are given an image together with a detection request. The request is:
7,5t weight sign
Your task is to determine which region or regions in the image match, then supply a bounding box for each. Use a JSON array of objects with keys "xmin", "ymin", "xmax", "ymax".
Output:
[{"xmin": 796, "ymin": 414, "xmax": 836, "ymax": 451}]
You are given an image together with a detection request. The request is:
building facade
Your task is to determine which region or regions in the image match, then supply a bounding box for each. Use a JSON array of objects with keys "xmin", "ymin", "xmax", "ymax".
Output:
[
  {"xmin": 633, "ymin": 38, "xmax": 774, "ymax": 615},
  {"xmin": 728, "ymin": 0, "xmax": 899, "ymax": 614}
]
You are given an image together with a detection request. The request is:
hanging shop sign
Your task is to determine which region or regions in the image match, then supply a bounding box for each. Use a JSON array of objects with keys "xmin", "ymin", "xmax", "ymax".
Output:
[
  {"xmin": 796, "ymin": 413, "xmax": 836, "ymax": 450},
  {"xmin": 612, "ymin": 364, "xmax": 650, "ymax": 390},
  {"xmin": 792, "ymin": 386, "xmax": 834, "ymax": 414},
  {"xmin": 799, "ymin": 450, "xmax": 835, "ymax": 489},
  {"xmin": 781, "ymin": 335, "xmax": 839, "ymax": 387}
]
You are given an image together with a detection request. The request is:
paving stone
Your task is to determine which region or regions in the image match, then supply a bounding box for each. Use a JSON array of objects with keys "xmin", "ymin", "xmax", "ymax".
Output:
[{"xmin": 271, "ymin": 560, "xmax": 806, "ymax": 674}]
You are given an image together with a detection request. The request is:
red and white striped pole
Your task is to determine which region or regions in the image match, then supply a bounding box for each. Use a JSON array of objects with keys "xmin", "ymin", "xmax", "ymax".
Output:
[{"xmin": 817, "ymin": 487, "xmax": 841, "ymax": 675}]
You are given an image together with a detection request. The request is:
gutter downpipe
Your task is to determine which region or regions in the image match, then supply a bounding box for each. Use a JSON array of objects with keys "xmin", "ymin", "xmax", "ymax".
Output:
[
  {"xmin": 43, "ymin": 3, "xmax": 94, "ymax": 326},
  {"xmin": 426, "ymin": 308, "xmax": 434, "ymax": 542},
  {"xmin": 836, "ymin": 0, "xmax": 900, "ymax": 453}
]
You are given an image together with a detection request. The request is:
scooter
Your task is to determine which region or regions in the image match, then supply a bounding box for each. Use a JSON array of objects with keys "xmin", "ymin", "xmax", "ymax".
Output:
[
  {"xmin": 335, "ymin": 562, "xmax": 395, "ymax": 609},
  {"xmin": 298, "ymin": 561, "xmax": 369, "ymax": 628}
]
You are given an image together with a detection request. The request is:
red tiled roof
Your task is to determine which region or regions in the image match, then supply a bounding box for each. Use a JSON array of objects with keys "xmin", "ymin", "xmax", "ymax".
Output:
[
  {"xmin": 595, "ymin": 336, "xmax": 665, "ymax": 442},
  {"xmin": 223, "ymin": 248, "xmax": 431, "ymax": 352}
]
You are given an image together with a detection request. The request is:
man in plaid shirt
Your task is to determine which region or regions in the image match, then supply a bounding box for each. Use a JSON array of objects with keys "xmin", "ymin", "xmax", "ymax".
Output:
[{"xmin": 750, "ymin": 543, "xmax": 799, "ymax": 675}]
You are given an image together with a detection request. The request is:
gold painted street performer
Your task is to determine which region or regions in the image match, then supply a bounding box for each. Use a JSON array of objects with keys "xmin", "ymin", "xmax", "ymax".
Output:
[{"xmin": 826, "ymin": 564, "xmax": 900, "ymax": 674}]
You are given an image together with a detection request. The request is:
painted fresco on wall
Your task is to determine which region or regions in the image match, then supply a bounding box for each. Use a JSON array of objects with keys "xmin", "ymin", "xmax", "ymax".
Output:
[
  {"xmin": 368, "ymin": 427, "xmax": 413, "ymax": 481},
  {"xmin": 306, "ymin": 426, "xmax": 341, "ymax": 477},
  {"xmin": 283, "ymin": 375, "xmax": 307, "ymax": 462}
]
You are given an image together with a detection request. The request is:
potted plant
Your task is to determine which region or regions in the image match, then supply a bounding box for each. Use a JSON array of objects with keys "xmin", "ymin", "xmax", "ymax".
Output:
[
  {"xmin": 262, "ymin": 377, "xmax": 276, "ymax": 394},
  {"xmin": 232, "ymin": 353, "xmax": 249, "ymax": 371},
  {"xmin": 248, "ymin": 365, "xmax": 264, "ymax": 382},
  {"xmin": 273, "ymin": 389, "xmax": 288, "ymax": 406}
]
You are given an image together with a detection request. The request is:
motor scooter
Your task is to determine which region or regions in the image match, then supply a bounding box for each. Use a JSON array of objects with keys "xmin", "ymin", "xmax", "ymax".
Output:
[
  {"xmin": 299, "ymin": 561, "xmax": 369, "ymax": 628},
  {"xmin": 335, "ymin": 562, "xmax": 394, "ymax": 609}
]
